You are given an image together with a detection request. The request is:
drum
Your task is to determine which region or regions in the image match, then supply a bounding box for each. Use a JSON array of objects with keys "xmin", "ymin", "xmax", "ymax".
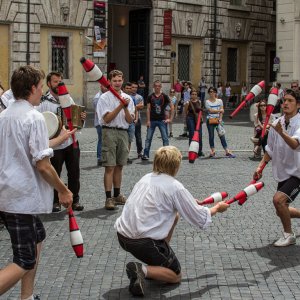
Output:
[
  {"xmin": 42, "ymin": 111, "xmax": 62, "ymax": 139},
  {"xmin": 71, "ymin": 104, "xmax": 85, "ymax": 129}
]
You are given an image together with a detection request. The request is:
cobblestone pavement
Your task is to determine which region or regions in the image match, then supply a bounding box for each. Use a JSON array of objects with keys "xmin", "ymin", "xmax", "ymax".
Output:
[{"xmin": 2, "ymin": 109, "xmax": 300, "ymax": 299}]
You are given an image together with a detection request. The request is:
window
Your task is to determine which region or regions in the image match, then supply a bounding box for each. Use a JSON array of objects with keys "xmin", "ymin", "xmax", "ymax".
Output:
[
  {"xmin": 230, "ymin": 0, "xmax": 242, "ymax": 5},
  {"xmin": 52, "ymin": 36, "xmax": 69, "ymax": 79},
  {"xmin": 178, "ymin": 45, "xmax": 190, "ymax": 81},
  {"xmin": 227, "ymin": 48, "xmax": 237, "ymax": 82}
]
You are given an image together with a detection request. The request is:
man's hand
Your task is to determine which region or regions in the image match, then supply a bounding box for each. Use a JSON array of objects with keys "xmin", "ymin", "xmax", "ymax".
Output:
[
  {"xmin": 164, "ymin": 119, "xmax": 171, "ymax": 124},
  {"xmin": 122, "ymin": 98, "xmax": 130, "ymax": 108},
  {"xmin": 253, "ymin": 168, "xmax": 262, "ymax": 181},
  {"xmin": 271, "ymin": 121, "xmax": 284, "ymax": 135},
  {"xmin": 58, "ymin": 189, "xmax": 73, "ymax": 209},
  {"xmin": 80, "ymin": 111, "xmax": 87, "ymax": 121},
  {"xmin": 146, "ymin": 121, "xmax": 150, "ymax": 127},
  {"xmin": 215, "ymin": 201, "xmax": 229, "ymax": 213}
]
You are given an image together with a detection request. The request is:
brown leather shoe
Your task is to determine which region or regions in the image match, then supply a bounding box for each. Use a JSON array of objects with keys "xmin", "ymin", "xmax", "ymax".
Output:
[
  {"xmin": 105, "ymin": 198, "xmax": 115, "ymax": 210},
  {"xmin": 114, "ymin": 194, "xmax": 127, "ymax": 205}
]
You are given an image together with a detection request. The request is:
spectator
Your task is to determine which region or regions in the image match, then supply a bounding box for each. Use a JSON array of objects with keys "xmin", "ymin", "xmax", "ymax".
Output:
[
  {"xmin": 131, "ymin": 82, "xmax": 144, "ymax": 158},
  {"xmin": 291, "ymin": 80, "xmax": 299, "ymax": 91},
  {"xmin": 240, "ymin": 82, "xmax": 248, "ymax": 104},
  {"xmin": 225, "ymin": 82, "xmax": 231, "ymax": 108},
  {"xmin": 217, "ymin": 82, "xmax": 223, "ymax": 100},
  {"xmin": 185, "ymin": 88, "xmax": 204, "ymax": 157},
  {"xmin": 141, "ymin": 80, "xmax": 173, "ymax": 160},
  {"xmin": 137, "ymin": 75, "xmax": 146, "ymax": 98},
  {"xmin": 166, "ymin": 89, "xmax": 177, "ymax": 137},
  {"xmin": 205, "ymin": 86, "xmax": 235, "ymax": 158},
  {"xmin": 198, "ymin": 76, "xmax": 207, "ymax": 107},
  {"xmin": 173, "ymin": 79, "xmax": 182, "ymax": 117},
  {"xmin": 93, "ymin": 85, "xmax": 107, "ymax": 166}
]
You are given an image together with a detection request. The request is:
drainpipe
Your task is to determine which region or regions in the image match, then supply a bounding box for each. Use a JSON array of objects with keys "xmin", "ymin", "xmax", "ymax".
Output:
[
  {"xmin": 26, "ymin": 0, "xmax": 30, "ymax": 65},
  {"xmin": 212, "ymin": 0, "xmax": 217, "ymax": 87}
]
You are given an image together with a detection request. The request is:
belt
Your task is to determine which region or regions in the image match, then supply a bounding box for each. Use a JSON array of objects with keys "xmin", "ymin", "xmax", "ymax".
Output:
[{"xmin": 102, "ymin": 125, "xmax": 127, "ymax": 131}]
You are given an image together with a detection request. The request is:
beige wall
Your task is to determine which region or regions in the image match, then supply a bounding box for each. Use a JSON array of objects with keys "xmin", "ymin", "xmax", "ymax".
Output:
[
  {"xmin": 171, "ymin": 38, "xmax": 202, "ymax": 89},
  {"xmin": 221, "ymin": 41, "xmax": 248, "ymax": 94},
  {"xmin": 0, "ymin": 25, "xmax": 9, "ymax": 90},
  {"xmin": 40, "ymin": 27, "xmax": 84, "ymax": 105}
]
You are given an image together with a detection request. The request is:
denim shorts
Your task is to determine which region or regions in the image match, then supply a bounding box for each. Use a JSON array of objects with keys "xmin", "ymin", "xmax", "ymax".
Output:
[
  {"xmin": 127, "ymin": 123, "xmax": 135, "ymax": 143},
  {"xmin": 0, "ymin": 212, "xmax": 46, "ymax": 270},
  {"xmin": 117, "ymin": 233, "xmax": 181, "ymax": 275},
  {"xmin": 277, "ymin": 176, "xmax": 300, "ymax": 203}
]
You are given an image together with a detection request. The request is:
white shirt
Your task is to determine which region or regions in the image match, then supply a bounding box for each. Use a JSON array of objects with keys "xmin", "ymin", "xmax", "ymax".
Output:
[
  {"xmin": 0, "ymin": 89, "xmax": 15, "ymax": 113},
  {"xmin": 205, "ymin": 99, "xmax": 223, "ymax": 119},
  {"xmin": 0, "ymin": 100, "xmax": 54, "ymax": 214},
  {"xmin": 266, "ymin": 114, "xmax": 300, "ymax": 182},
  {"xmin": 114, "ymin": 173, "xmax": 212, "ymax": 240},
  {"xmin": 36, "ymin": 91, "xmax": 76, "ymax": 150},
  {"xmin": 97, "ymin": 90, "xmax": 134, "ymax": 129}
]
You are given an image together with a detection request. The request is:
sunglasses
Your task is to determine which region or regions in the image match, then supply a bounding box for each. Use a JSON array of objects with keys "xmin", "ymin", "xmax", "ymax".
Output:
[
  {"xmin": 209, "ymin": 91, "xmax": 216, "ymax": 93},
  {"xmin": 259, "ymin": 104, "xmax": 266, "ymax": 107},
  {"xmin": 291, "ymin": 86, "xmax": 298, "ymax": 88}
]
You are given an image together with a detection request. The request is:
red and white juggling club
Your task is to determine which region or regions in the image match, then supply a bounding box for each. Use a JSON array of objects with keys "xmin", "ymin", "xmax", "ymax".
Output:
[
  {"xmin": 69, "ymin": 208, "xmax": 84, "ymax": 258},
  {"xmin": 198, "ymin": 191, "xmax": 228, "ymax": 205},
  {"xmin": 230, "ymin": 80, "xmax": 265, "ymax": 118},
  {"xmin": 238, "ymin": 182, "xmax": 264, "ymax": 205},
  {"xmin": 261, "ymin": 87, "xmax": 278, "ymax": 138},
  {"xmin": 249, "ymin": 161, "xmax": 268, "ymax": 184},
  {"xmin": 80, "ymin": 57, "xmax": 128, "ymax": 106},
  {"xmin": 188, "ymin": 110, "xmax": 203, "ymax": 163},
  {"xmin": 57, "ymin": 82, "xmax": 77, "ymax": 148},
  {"xmin": 226, "ymin": 182, "xmax": 264, "ymax": 205}
]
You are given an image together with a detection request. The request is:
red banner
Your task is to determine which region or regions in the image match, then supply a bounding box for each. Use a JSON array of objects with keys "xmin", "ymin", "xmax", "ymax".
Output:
[
  {"xmin": 93, "ymin": 1, "xmax": 106, "ymax": 54},
  {"xmin": 163, "ymin": 10, "xmax": 172, "ymax": 46}
]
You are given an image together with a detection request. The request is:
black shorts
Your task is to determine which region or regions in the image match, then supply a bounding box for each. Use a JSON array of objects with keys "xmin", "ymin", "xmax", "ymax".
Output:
[
  {"xmin": 277, "ymin": 176, "xmax": 300, "ymax": 203},
  {"xmin": 117, "ymin": 233, "xmax": 181, "ymax": 275},
  {"xmin": 0, "ymin": 212, "xmax": 46, "ymax": 270}
]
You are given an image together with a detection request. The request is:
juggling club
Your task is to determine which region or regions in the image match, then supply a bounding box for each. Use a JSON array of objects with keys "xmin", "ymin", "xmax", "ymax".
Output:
[
  {"xmin": 80, "ymin": 57, "xmax": 128, "ymax": 106},
  {"xmin": 57, "ymin": 82, "xmax": 77, "ymax": 148},
  {"xmin": 198, "ymin": 191, "xmax": 228, "ymax": 205},
  {"xmin": 69, "ymin": 208, "xmax": 84, "ymax": 258},
  {"xmin": 238, "ymin": 182, "xmax": 264, "ymax": 205},
  {"xmin": 188, "ymin": 111, "xmax": 203, "ymax": 163},
  {"xmin": 261, "ymin": 87, "xmax": 278, "ymax": 138},
  {"xmin": 249, "ymin": 161, "xmax": 268, "ymax": 184},
  {"xmin": 225, "ymin": 182, "xmax": 264, "ymax": 205},
  {"xmin": 230, "ymin": 80, "xmax": 265, "ymax": 118}
]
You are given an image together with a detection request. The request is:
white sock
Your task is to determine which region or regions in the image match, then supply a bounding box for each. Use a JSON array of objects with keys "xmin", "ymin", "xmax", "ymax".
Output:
[
  {"xmin": 21, "ymin": 295, "xmax": 34, "ymax": 300},
  {"xmin": 141, "ymin": 264, "xmax": 148, "ymax": 277}
]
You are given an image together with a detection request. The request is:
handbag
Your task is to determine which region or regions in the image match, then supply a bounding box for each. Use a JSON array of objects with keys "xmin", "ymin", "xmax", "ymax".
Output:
[
  {"xmin": 217, "ymin": 123, "xmax": 226, "ymax": 137},
  {"xmin": 208, "ymin": 117, "xmax": 219, "ymax": 125}
]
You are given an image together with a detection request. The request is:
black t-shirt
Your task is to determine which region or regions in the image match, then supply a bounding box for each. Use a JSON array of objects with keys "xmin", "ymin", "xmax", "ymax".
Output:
[{"xmin": 147, "ymin": 93, "xmax": 170, "ymax": 121}]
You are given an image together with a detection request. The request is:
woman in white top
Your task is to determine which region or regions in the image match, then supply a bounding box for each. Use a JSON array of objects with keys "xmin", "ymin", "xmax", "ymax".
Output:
[{"xmin": 205, "ymin": 87, "xmax": 235, "ymax": 158}]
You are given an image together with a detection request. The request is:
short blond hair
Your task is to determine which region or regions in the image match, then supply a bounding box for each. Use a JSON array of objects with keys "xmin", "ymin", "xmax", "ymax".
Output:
[{"xmin": 153, "ymin": 146, "xmax": 182, "ymax": 177}]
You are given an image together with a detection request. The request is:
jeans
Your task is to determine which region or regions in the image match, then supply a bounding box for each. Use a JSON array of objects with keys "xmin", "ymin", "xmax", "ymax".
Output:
[
  {"xmin": 186, "ymin": 115, "xmax": 203, "ymax": 153},
  {"xmin": 206, "ymin": 121, "xmax": 228, "ymax": 149},
  {"xmin": 143, "ymin": 120, "xmax": 169, "ymax": 157},
  {"xmin": 51, "ymin": 143, "xmax": 80, "ymax": 205},
  {"xmin": 134, "ymin": 118, "xmax": 143, "ymax": 154},
  {"xmin": 96, "ymin": 125, "xmax": 102, "ymax": 160}
]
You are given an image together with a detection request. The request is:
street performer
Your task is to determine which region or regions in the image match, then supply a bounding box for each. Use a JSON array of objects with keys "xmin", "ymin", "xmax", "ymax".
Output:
[
  {"xmin": 115, "ymin": 146, "xmax": 229, "ymax": 297},
  {"xmin": 36, "ymin": 72, "xmax": 85, "ymax": 212},
  {"xmin": 97, "ymin": 69, "xmax": 134, "ymax": 210},
  {"xmin": 0, "ymin": 66, "xmax": 73, "ymax": 299},
  {"xmin": 254, "ymin": 89, "xmax": 300, "ymax": 247}
]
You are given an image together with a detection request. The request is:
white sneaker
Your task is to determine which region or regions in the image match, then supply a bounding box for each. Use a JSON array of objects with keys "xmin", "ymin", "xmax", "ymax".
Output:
[{"xmin": 273, "ymin": 232, "xmax": 296, "ymax": 247}]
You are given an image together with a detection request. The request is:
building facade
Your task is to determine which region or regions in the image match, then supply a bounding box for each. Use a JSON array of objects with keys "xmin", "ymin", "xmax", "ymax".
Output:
[
  {"xmin": 276, "ymin": 0, "xmax": 300, "ymax": 87},
  {"xmin": 0, "ymin": 0, "xmax": 275, "ymax": 108}
]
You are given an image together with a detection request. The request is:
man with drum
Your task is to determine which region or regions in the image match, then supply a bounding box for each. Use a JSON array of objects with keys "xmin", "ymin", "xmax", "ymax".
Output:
[
  {"xmin": 0, "ymin": 65, "xmax": 73, "ymax": 299},
  {"xmin": 36, "ymin": 72, "xmax": 85, "ymax": 212}
]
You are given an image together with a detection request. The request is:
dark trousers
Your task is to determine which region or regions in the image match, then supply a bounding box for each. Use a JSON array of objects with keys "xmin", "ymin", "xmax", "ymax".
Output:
[
  {"xmin": 134, "ymin": 118, "xmax": 143, "ymax": 154},
  {"xmin": 51, "ymin": 142, "xmax": 80, "ymax": 205}
]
